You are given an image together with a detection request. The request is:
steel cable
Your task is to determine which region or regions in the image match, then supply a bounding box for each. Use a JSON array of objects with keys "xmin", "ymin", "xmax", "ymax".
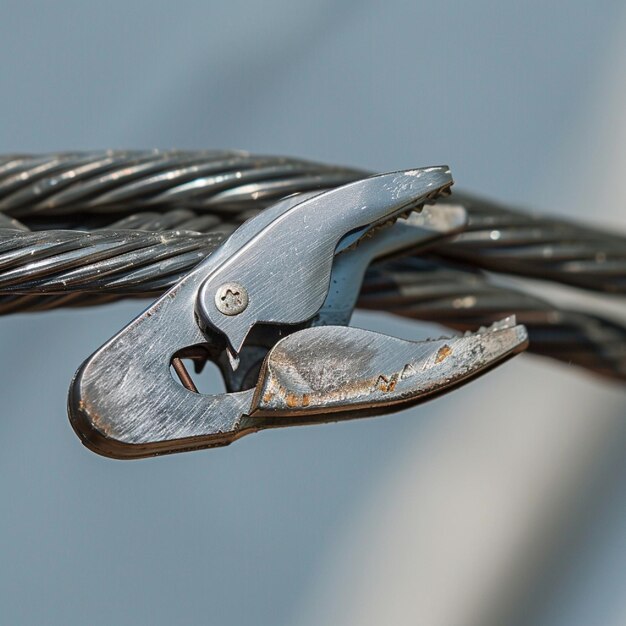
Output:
[
  {"xmin": 0, "ymin": 150, "xmax": 624, "ymax": 381},
  {"xmin": 0, "ymin": 150, "xmax": 624, "ymax": 294}
]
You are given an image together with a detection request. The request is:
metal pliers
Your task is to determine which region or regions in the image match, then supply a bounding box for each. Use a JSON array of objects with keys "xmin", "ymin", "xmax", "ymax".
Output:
[{"xmin": 68, "ymin": 168, "xmax": 528, "ymax": 458}]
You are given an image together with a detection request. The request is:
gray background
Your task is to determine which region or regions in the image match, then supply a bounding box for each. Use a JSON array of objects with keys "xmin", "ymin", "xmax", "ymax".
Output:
[{"xmin": 1, "ymin": 1, "xmax": 626, "ymax": 624}]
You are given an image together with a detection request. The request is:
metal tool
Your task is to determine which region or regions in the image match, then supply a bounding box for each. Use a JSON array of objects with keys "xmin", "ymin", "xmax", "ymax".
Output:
[{"xmin": 68, "ymin": 168, "xmax": 528, "ymax": 459}]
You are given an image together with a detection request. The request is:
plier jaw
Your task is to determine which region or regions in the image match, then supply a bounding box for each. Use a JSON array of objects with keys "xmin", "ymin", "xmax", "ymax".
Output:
[
  {"xmin": 249, "ymin": 318, "xmax": 527, "ymax": 419},
  {"xmin": 68, "ymin": 167, "xmax": 528, "ymax": 459}
]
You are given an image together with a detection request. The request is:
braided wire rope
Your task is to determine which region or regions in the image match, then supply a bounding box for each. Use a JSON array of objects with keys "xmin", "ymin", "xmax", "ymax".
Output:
[{"xmin": 0, "ymin": 150, "xmax": 625, "ymax": 380}]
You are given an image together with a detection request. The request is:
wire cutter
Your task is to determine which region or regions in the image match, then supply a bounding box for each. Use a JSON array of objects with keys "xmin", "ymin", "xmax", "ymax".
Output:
[{"xmin": 68, "ymin": 167, "xmax": 528, "ymax": 458}]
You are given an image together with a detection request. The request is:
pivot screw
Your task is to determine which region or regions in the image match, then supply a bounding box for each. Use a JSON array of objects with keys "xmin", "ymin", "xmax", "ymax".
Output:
[{"xmin": 215, "ymin": 282, "xmax": 248, "ymax": 316}]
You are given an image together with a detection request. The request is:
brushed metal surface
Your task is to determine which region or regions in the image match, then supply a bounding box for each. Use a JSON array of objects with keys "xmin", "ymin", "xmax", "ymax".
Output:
[{"xmin": 196, "ymin": 167, "xmax": 453, "ymax": 356}]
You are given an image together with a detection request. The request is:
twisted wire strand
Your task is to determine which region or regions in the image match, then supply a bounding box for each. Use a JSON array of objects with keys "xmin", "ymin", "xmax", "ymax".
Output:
[
  {"xmin": 439, "ymin": 192, "xmax": 626, "ymax": 294},
  {"xmin": 0, "ymin": 228, "xmax": 224, "ymax": 293},
  {"xmin": 0, "ymin": 150, "xmax": 363, "ymax": 216}
]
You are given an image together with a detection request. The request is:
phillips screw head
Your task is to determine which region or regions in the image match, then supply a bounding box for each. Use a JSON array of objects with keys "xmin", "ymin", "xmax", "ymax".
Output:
[{"xmin": 214, "ymin": 282, "xmax": 249, "ymax": 316}]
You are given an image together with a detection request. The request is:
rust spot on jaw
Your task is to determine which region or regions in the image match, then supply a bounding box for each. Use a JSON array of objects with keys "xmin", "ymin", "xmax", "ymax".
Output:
[
  {"xmin": 435, "ymin": 345, "xmax": 452, "ymax": 364},
  {"xmin": 286, "ymin": 393, "xmax": 299, "ymax": 408},
  {"xmin": 375, "ymin": 374, "xmax": 398, "ymax": 392},
  {"xmin": 283, "ymin": 392, "xmax": 310, "ymax": 408}
]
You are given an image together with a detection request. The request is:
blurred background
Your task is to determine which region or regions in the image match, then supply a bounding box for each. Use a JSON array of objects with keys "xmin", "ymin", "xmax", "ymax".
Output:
[{"xmin": 1, "ymin": 1, "xmax": 626, "ymax": 624}]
